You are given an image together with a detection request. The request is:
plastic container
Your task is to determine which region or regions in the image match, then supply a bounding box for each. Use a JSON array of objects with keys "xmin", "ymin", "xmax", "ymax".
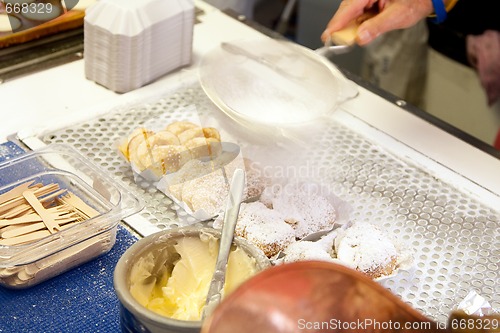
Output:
[
  {"xmin": 0, "ymin": 144, "xmax": 143, "ymax": 289},
  {"xmin": 114, "ymin": 227, "xmax": 271, "ymax": 333}
]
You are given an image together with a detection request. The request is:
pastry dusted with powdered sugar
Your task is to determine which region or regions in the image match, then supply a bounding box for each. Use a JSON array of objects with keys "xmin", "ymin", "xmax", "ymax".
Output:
[
  {"xmin": 215, "ymin": 202, "xmax": 295, "ymax": 258},
  {"xmin": 334, "ymin": 223, "xmax": 400, "ymax": 279},
  {"xmin": 260, "ymin": 182, "xmax": 337, "ymax": 239}
]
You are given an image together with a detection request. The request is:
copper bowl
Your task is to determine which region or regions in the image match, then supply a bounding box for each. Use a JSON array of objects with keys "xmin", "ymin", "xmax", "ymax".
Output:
[{"xmin": 202, "ymin": 261, "xmax": 443, "ymax": 333}]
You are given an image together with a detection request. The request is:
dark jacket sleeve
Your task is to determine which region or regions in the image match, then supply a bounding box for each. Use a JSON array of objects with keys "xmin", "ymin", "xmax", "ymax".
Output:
[{"xmin": 427, "ymin": 1, "xmax": 500, "ymax": 66}]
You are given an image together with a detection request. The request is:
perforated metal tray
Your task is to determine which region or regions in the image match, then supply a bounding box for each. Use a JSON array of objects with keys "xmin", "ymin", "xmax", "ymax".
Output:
[{"xmin": 23, "ymin": 82, "xmax": 499, "ymax": 323}]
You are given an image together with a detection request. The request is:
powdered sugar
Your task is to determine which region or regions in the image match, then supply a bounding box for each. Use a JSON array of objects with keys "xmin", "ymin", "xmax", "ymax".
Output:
[
  {"xmin": 261, "ymin": 182, "xmax": 337, "ymax": 238},
  {"xmin": 215, "ymin": 181, "xmax": 345, "ymax": 258},
  {"xmin": 215, "ymin": 202, "xmax": 295, "ymax": 257},
  {"xmin": 157, "ymin": 157, "xmax": 266, "ymax": 220},
  {"xmin": 334, "ymin": 222, "xmax": 398, "ymax": 275},
  {"xmin": 214, "ymin": 181, "xmax": 411, "ymax": 279},
  {"xmin": 281, "ymin": 239, "xmax": 335, "ymax": 263},
  {"xmin": 275, "ymin": 222, "xmax": 413, "ymax": 280}
]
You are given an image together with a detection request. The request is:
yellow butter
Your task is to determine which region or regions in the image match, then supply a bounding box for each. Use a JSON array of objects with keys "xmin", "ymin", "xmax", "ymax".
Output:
[{"xmin": 129, "ymin": 235, "xmax": 257, "ymax": 321}]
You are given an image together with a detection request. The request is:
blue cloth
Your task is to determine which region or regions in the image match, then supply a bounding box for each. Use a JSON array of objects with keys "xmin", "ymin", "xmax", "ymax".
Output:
[
  {"xmin": 0, "ymin": 142, "xmax": 138, "ymax": 333},
  {"xmin": 0, "ymin": 226, "xmax": 138, "ymax": 333},
  {"xmin": 0, "ymin": 141, "xmax": 27, "ymax": 163}
]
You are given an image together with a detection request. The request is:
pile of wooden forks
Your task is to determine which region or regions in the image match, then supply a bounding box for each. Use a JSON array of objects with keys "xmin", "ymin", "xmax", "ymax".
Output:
[{"xmin": 0, "ymin": 180, "xmax": 99, "ymax": 246}]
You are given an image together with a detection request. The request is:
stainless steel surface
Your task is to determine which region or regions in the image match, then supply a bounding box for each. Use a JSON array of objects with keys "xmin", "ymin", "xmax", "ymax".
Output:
[{"xmin": 33, "ymin": 82, "xmax": 499, "ymax": 323}]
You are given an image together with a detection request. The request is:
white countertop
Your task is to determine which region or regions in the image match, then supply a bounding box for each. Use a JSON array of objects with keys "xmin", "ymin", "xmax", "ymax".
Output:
[{"xmin": 1, "ymin": 1, "xmax": 499, "ymax": 202}]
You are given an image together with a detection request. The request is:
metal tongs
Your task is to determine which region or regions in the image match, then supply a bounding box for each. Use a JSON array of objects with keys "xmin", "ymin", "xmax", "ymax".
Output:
[{"xmin": 202, "ymin": 168, "xmax": 246, "ymax": 320}]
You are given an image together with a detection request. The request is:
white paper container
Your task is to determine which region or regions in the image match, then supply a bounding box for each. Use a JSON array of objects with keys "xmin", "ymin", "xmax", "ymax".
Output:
[{"xmin": 84, "ymin": 0, "xmax": 194, "ymax": 93}]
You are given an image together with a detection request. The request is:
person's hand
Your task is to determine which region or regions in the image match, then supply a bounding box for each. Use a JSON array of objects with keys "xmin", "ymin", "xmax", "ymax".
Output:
[
  {"xmin": 321, "ymin": 0, "xmax": 434, "ymax": 45},
  {"xmin": 467, "ymin": 30, "xmax": 500, "ymax": 106}
]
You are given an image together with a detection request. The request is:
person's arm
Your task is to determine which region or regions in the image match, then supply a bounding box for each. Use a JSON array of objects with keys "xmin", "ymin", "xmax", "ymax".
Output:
[{"xmin": 321, "ymin": 0, "xmax": 456, "ymax": 46}]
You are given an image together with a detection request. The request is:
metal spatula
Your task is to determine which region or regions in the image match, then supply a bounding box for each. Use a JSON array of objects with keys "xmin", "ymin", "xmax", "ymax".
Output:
[
  {"xmin": 202, "ymin": 168, "xmax": 246, "ymax": 320},
  {"xmin": 315, "ymin": 38, "xmax": 354, "ymax": 56}
]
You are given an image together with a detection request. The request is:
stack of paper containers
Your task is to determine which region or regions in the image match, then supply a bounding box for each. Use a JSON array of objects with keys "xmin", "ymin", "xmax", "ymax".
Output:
[{"xmin": 84, "ymin": 0, "xmax": 194, "ymax": 93}]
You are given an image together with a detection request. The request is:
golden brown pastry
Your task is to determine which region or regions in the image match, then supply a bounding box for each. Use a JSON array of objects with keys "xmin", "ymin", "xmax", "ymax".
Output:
[
  {"xmin": 165, "ymin": 121, "xmax": 199, "ymax": 136},
  {"xmin": 202, "ymin": 127, "xmax": 221, "ymax": 141},
  {"xmin": 231, "ymin": 202, "xmax": 295, "ymax": 258},
  {"xmin": 132, "ymin": 131, "xmax": 181, "ymax": 168},
  {"xmin": 177, "ymin": 126, "xmax": 221, "ymax": 144},
  {"xmin": 334, "ymin": 222, "xmax": 400, "ymax": 279},
  {"xmin": 145, "ymin": 130, "xmax": 180, "ymax": 146},
  {"xmin": 167, "ymin": 157, "xmax": 266, "ymax": 217},
  {"xmin": 166, "ymin": 159, "xmax": 208, "ymax": 200},
  {"xmin": 122, "ymin": 121, "xmax": 223, "ymax": 176},
  {"xmin": 135, "ymin": 145, "xmax": 193, "ymax": 176},
  {"xmin": 119, "ymin": 128, "xmax": 153, "ymax": 162},
  {"xmin": 260, "ymin": 182, "xmax": 336, "ymax": 239},
  {"xmin": 180, "ymin": 169, "xmax": 228, "ymax": 214},
  {"xmin": 184, "ymin": 137, "xmax": 222, "ymax": 159},
  {"xmin": 177, "ymin": 127, "xmax": 201, "ymax": 144}
]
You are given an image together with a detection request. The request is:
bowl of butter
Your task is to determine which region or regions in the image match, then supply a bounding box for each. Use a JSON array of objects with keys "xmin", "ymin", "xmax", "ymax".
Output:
[{"xmin": 113, "ymin": 226, "xmax": 271, "ymax": 333}]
